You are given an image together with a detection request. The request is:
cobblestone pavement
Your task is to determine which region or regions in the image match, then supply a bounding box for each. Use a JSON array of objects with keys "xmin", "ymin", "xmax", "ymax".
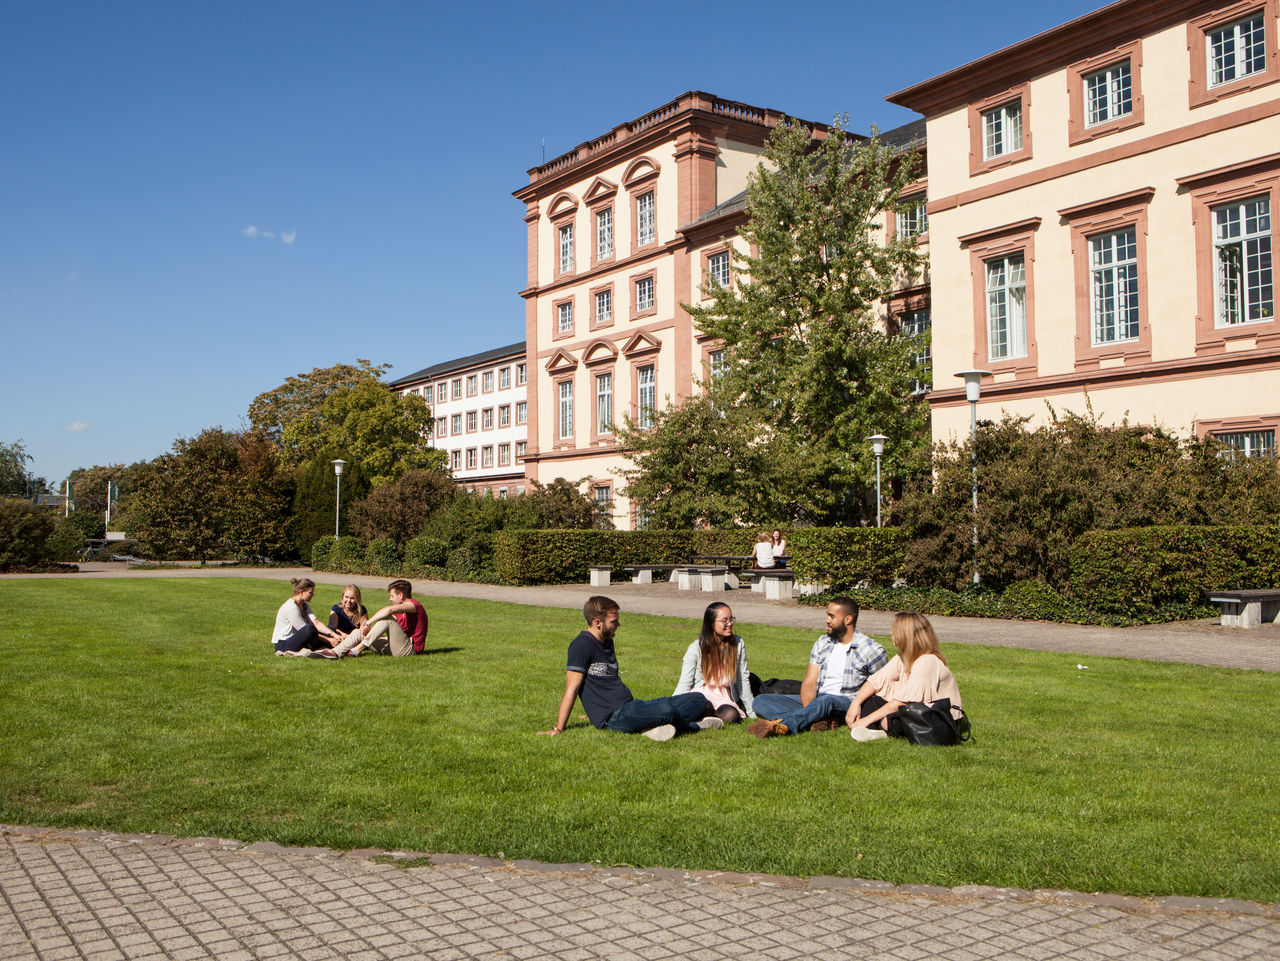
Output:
[
  {"xmin": 23, "ymin": 564, "xmax": 1280, "ymax": 673},
  {"xmin": 3, "ymin": 826, "xmax": 1277, "ymax": 961}
]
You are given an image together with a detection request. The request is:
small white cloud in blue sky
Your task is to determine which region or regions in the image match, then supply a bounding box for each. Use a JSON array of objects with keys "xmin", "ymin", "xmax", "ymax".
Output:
[
  {"xmin": 242, "ymin": 225, "xmax": 296, "ymax": 244},
  {"xmin": 64, "ymin": 421, "xmax": 91, "ymax": 432}
]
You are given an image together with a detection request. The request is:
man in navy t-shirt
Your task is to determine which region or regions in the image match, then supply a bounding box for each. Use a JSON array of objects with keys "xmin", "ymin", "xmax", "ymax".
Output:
[{"xmin": 538, "ymin": 596, "xmax": 717, "ymax": 741}]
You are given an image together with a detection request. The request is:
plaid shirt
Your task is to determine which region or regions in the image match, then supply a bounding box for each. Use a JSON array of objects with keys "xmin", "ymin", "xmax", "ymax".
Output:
[{"xmin": 809, "ymin": 631, "xmax": 888, "ymax": 695}]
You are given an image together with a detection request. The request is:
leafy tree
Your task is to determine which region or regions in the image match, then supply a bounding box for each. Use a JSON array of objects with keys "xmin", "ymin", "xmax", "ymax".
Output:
[
  {"xmin": 66, "ymin": 462, "xmax": 147, "ymax": 519},
  {"xmin": 288, "ymin": 451, "xmax": 372, "ymax": 559},
  {"xmin": 525, "ymin": 478, "xmax": 613, "ymax": 530},
  {"xmin": 0, "ymin": 440, "xmax": 47, "ymax": 499},
  {"xmin": 124, "ymin": 428, "xmax": 294, "ymax": 561},
  {"xmin": 630, "ymin": 116, "xmax": 927, "ymax": 525},
  {"xmin": 280, "ymin": 379, "xmax": 443, "ymax": 485},
  {"xmin": 347, "ymin": 469, "xmax": 457, "ymax": 546},
  {"xmin": 248, "ymin": 359, "xmax": 391, "ymax": 461},
  {"xmin": 615, "ymin": 395, "xmax": 811, "ymax": 528}
]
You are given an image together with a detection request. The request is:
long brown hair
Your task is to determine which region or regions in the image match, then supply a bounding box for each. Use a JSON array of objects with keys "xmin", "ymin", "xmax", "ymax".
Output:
[
  {"xmin": 698, "ymin": 602, "xmax": 737, "ymax": 686},
  {"xmin": 890, "ymin": 611, "xmax": 945, "ymax": 672}
]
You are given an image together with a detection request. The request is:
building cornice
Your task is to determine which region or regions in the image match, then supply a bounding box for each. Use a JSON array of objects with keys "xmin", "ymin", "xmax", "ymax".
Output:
[{"xmin": 887, "ymin": 0, "xmax": 1230, "ymax": 116}]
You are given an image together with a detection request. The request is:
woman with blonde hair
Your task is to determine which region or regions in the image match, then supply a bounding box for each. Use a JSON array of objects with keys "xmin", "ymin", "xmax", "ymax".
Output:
[
  {"xmin": 673, "ymin": 602, "xmax": 754, "ymax": 723},
  {"xmin": 271, "ymin": 577, "xmax": 345, "ymax": 656},
  {"xmin": 328, "ymin": 584, "xmax": 368, "ymax": 635},
  {"xmin": 845, "ymin": 612, "xmax": 964, "ymax": 741},
  {"xmin": 751, "ymin": 531, "xmax": 776, "ymax": 569}
]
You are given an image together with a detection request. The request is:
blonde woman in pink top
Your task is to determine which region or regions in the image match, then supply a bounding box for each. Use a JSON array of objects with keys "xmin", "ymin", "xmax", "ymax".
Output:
[{"xmin": 845, "ymin": 612, "xmax": 963, "ymax": 741}]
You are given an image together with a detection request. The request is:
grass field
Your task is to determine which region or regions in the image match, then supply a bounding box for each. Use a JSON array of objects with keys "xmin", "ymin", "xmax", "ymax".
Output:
[{"xmin": 1, "ymin": 577, "xmax": 1277, "ymax": 902}]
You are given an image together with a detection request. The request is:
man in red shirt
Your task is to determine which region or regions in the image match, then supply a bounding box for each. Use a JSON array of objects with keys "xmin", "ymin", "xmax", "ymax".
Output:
[{"xmin": 332, "ymin": 579, "xmax": 427, "ymax": 657}]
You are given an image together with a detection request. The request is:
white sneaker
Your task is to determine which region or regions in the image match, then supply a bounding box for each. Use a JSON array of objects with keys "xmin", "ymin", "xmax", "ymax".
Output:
[
  {"xmin": 695, "ymin": 717, "xmax": 725, "ymax": 731},
  {"xmin": 850, "ymin": 727, "xmax": 888, "ymax": 742},
  {"xmin": 642, "ymin": 724, "xmax": 677, "ymax": 741}
]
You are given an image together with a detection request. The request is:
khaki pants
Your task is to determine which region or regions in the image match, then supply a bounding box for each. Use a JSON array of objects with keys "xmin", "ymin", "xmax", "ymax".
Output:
[{"xmin": 334, "ymin": 619, "xmax": 414, "ymax": 657}]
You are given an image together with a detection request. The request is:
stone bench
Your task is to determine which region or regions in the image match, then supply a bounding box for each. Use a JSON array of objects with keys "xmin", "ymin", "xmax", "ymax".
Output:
[
  {"xmin": 589, "ymin": 565, "xmax": 612, "ymax": 587},
  {"xmin": 1206, "ymin": 589, "xmax": 1280, "ymax": 628},
  {"xmin": 620, "ymin": 564, "xmax": 681, "ymax": 585},
  {"xmin": 759, "ymin": 571, "xmax": 796, "ymax": 601},
  {"xmin": 674, "ymin": 565, "xmax": 732, "ymax": 591}
]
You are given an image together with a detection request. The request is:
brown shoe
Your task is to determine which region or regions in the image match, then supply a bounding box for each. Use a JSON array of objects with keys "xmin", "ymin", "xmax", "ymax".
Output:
[
  {"xmin": 808, "ymin": 719, "xmax": 839, "ymax": 732},
  {"xmin": 748, "ymin": 719, "xmax": 789, "ymax": 739}
]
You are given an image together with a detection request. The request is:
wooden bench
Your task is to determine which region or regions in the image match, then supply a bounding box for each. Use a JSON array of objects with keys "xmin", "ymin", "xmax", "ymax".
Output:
[{"xmin": 1206, "ymin": 589, "xmax": 1280, "ymax": 628}]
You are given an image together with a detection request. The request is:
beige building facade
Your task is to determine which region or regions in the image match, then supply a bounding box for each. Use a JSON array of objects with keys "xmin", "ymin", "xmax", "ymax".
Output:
[
  {"xmin": 889, "ymin": 0, "xmax": 1280, "ymax": 457},
  {"xmin": 512, "ymin": 92, "xmax": 810, "ymax": 527}
]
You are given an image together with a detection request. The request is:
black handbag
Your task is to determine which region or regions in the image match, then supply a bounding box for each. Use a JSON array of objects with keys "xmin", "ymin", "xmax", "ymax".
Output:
[{"xmin": 885, "ymin": 698, "xmax": 972, "ymax": 746}]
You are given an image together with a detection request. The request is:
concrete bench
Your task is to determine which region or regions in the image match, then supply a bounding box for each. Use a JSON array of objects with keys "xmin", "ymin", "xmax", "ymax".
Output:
[
  {"xmin": 620, "ymin": 564, "xmax": 681, "ymax": 585},
  {"xmin": 674, "ymin": 565, "xmax": 732, "ymax": 591},
  {"xmin": 1207, "ymin": 589, "xmax": 1280, "ymax": 628},
  {"xmin": 589, "ymin": 565, "xmax": 612, "ymax": 587},
  {"xmin": 760, "ymin": 571, "xmax": 795, "ymax": 601}
]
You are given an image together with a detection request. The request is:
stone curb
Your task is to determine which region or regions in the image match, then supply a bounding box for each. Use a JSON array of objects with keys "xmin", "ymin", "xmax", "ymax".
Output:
[{"xmin": 5, "ymin": 824, "xmax": 1276, "ymax": 918}]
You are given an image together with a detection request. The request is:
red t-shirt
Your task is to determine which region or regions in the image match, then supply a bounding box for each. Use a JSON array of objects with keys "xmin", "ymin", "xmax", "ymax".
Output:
[{"xmin": 392, "ymin": 599, "xmax": 428, "ymax": 654}]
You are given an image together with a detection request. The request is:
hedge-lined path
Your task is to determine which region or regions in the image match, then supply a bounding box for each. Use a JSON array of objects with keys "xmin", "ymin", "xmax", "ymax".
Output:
[
  {"xmin": 11, "ymin": 563, "xmax": 1280, "ymax": 673},
  {"xmin": 2, "ymin": 824, "xmax": 1276, "ymax": 961}
]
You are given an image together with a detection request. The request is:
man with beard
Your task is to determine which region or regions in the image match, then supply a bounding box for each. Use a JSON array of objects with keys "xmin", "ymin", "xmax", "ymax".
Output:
[
  {"xmin": 538, "ymin": 595, "xmax": 719, "ymax": 741},
  {"xmin": 748, "ymin": 596, "xmax": 887, "ymax": 738}
]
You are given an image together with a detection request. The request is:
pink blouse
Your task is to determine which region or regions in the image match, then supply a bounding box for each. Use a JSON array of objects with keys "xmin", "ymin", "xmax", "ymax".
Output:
[{"xmin": 867, "ymin": 653, "xmax": 963, "ymax": 715}]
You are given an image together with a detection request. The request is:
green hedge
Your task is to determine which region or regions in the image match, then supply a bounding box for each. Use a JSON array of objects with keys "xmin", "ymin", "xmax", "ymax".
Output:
[
  {"xmin": 1070, "ymin": 524, "xmax": 1280, "ymax": 613},
  {"xmin": 787, "ymin": 527, "xmax": 907, "ymax": 589}
]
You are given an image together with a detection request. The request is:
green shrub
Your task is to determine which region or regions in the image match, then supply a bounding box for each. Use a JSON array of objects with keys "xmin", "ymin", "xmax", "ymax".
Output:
[
  {"xmin": 329, "ymin": 536, "xmax": 366, "ymax": 573},
  {"xmin": 311, "ymin": 537, "xmax": 334, "ymax": 571},
  {"xmin": 787, "ymin": 527, "xmax": 907, "ymax": 588},
  {"xmin": 445, "ymin": 547, "xmax": 477, "ymax": 578},
  {"xmin": 404, "ymin": 534, "xmax": 449, "ymax": 571},
  {"xmin": 0, "ymin": 499, "xmax": 56, "ymax": 569},
  {"xmin": 66, "ymin": 510, "xmax": 106, "ymax": 540},
  {"xmin": 47, "ymin": 519, "xmax": 87, "ymax": 562},
  {"xmin": 1070, "ymin": 525, "xmax": 1280, "ymax": 614},
  {"xmin": 365, "ymin": 537, "xmax": 401, "ymax": 574}
]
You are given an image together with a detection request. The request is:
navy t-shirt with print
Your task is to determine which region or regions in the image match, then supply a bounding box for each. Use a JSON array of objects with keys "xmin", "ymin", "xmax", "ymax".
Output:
[{"xmin": 566, "ymin": 630, "xmax": 634, "ymax": 728}]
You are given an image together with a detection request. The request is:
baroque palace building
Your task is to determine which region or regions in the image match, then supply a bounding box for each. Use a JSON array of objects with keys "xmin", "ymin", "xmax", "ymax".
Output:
[
  {"xmin": 892, "ymin": 0, "xmax": 1280, "ymax": 457},
  {"xmin": 511, "ymin": 92, "xmax": 927, "ymax": 528}
]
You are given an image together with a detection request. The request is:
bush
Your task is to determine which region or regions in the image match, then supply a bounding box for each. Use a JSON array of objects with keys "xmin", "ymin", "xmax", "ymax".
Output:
[
  {"xmin": 445, "ymin": 547, "xmax": 477, "ymax": 578},
  {"xmin": 328, "ymin": 536, "xmax": 366, "ymax": 573},
  {"xmin": 787, "ymin": 527, "xmax": 908, "ymax": 589},
  {"xmin": 1070, "ymin": 525, "xmax": 1280, "ymax": 614},
  {"xmin": 365, "ymin": 538, "xmax": 401, "ymax": 574},
  {"xmin": 311, "ymin": 537, "xmax": 334, "ymax": 571},
  {"xmin": 0, "ymin": 499, "xmax": 56, "ymax": 569},
  {"xmin": 347, "ymin": 470, "xmax": 456, "ymax": 546},
  {"xmin": 404, "ymin": 534, "xmax": 449, "ymax": 571},
  {"xmin": 65, "ymin": 510, "xmax": 106, "ymax": 541},
  {"xmin": 47, "ymin": 519, "xmax": 87, "ymax": 562}
]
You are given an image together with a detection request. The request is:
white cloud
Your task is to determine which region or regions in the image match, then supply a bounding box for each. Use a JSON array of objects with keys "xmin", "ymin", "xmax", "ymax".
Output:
[
  {"xmin": 261, "ymin": 230, "xmax": 275, "ymax": 239},
  {"xmin": 243, "ymin": 225, "xmax": 296, "ymax": 244},
  {"xmin": 242, "ymin": 225, "xmax": 259, "ymax": 238},
  {"xmin": 282, "ymin": 231, "xmax": 296, "ymax": 245},
  {"xmin": 64, "ymin": 421, "xmax": 91, "ymax": 433}
]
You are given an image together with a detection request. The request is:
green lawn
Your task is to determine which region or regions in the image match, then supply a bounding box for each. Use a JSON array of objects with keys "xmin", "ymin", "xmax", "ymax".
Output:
[{"xmin": 1, "ymin": 577, "xmax": 1277, "ymax": 901}]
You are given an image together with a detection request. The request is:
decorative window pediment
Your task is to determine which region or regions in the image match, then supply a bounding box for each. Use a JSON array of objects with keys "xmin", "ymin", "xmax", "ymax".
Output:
[
  {"xmin": 621, "ymin": 330, "xmax": 661, "ymax": 357},
  {"xmin": 623, "ymin": 157, "xmax": 660, "ymax": 187},
  {"xmin": 583, "ymin": 177, "xmax": 618, "ymax": 206},
  {"xmin": 547, "ymin": 192, "xmax": 579, "ymax": 221},
  {"xmin": 544, "ymin": 349, "xmax": 578, "ymax": 374},
  {"xmin": 582, "ymin": 339, "xmax": 620, "ymax": 367}
]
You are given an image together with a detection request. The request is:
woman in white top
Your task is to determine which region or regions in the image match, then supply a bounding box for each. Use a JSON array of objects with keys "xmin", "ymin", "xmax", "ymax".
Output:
[
  {"xmin": 845, "ymin": 612, "xmax": 963, "ymax": 740},
  {"xmin": 673, "ymin": 602, "xmax": 755, "ymax": 723},
  {"xmin": 751, "ymin": 532, "xmax": 776, "ymax": 569},
  {"xmin": 272, "ymin": 577, "xmax": 345, "ymax": 656},
  {"xmin": 770, "ymin": 529, "xmax": 787, "ymax": 557}
]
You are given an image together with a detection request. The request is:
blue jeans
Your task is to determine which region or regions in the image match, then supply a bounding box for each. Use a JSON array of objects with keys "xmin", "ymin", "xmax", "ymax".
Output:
[
  {"xmin": 605, "ymin": 693, "xmax": 710, "ymax": 735},
  {"xmin": 752, "ymin": 693, "xmax": 852, "ymax": 734}
]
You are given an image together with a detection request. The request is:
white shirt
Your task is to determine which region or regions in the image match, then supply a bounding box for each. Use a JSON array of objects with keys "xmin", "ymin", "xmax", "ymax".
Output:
[{"xmin": 818, "ymin": 641, "xmax": 850, "ymax": 695}]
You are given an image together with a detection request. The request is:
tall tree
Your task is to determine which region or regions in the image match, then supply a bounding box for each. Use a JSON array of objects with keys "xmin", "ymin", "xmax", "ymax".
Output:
[
  {"xmin": 627, "ymin": 116, "xmax": 929, "ymax": 525},
  {"xmin": 0, "ymin": 440, "xmax": 47, "ymax": 499},
  {"xmin": 248, "ymin": 359, "xmax": 391, "ymax": 462},
  {"xmin": 280, "ymin": 378, "xmax": 443, "ymax": 485}
]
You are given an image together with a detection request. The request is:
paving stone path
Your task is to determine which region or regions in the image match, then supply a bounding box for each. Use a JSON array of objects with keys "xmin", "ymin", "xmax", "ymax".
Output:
[{"xmin": 3, "ymin": 827, "xmax": 1277, "ymax": 961}]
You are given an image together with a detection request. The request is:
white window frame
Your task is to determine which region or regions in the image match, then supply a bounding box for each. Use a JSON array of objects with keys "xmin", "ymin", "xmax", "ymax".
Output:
[
  {"xmin": 636, "ymin": 276, "xmax": 654, "ymax": 312},
  {"xmin": 1085, "ymin": 60, "xmax": 1133, "ymax": 126},
  {"xmin": 1214, "ymin": 195, "xmax": 1273, "ymax": 327},
  {"xmin": 516, "ymin": 401, "xmax": 527, "ymax": 425},
  {"xmin": 708, "ymin": 250, "xmax": 730, "ymax": 287},
  {"xmin": 482, "ymin": 408, "xmax": 494, "ymax": 430},
  {"xmin": 596, "ymin": 207, "xmax": 613, "ymax": 260},
  {"xmin": 516, "ymin": 441, "xmax": 527, "ymax": 459},
  {"xmin": 450, "ymin": 413, "xmax": 462, "ymax": 434},
  {"xmin": 516, "ymin": 363, "xmax": 527, "ymax": 385},
  {"xmin": 498, "ymin": 443, "xmax": 511, "ymax": 466},
  {"xmin": 466, "ymin": 410, "xmax": 478, "ymax": 433},
  {"xmin": 466, "ymin": 448, "xmax": 477, "ymax": 470},
  {"xmin": 1090, "ymin": 227, "xmax": 1140, "ymax": 344},
  {"xmin": 985, "ymin": 254, "xmax": 1028, "ymax": 361},
  {"xmin": 595, "ymin": 289, "xmax": 612, "ymax": 324},
  {"xmin": 482, "ymin": 446, "xmax": 494, "ymax": 468},
  {"xmin": 708, "ymin": 349, "xmax": 726, "ymax": 380},
  {"xmin": 900, "ymin": 307, "xmax": 932, "ymax": 395},
  {"xmin": 450, "ymin": 450, "xmax": 461, "ymax": 471},
  {"xmin": 637, "ymin": 191, "xmax": 655, "ymax": 246},
  {"xmin": 558, "ymin": 222, "xmax": 574, "ymax": 273},
  {"xmin": 482, "ymin": 370, "xmax": 494, "ymax": 392},
  {"xmin": 897, "ymin": 197, "xmax": 928, "ymax": 240},
  {"xmin": 451, "ymin": 378, "xmax": 462, "ymax": 400},
  {"xmin": 436, "ymin": 416, "xmax": 448, "ymax": 438},
  {"xmin": 596, "ymin": 372, "xmax": 613, "ymax": 434},
  {"xmin": 466, "ymin": 374, "xmax": 477, "ymax": 396},
  {"xmin": 558, "ymin": 381, "xmax": 574, "ymax": 439},
  {"xmin": 982, "ymin": 100, "xmax": 1023, "ymax": 160},
  {"xmin": 498, "ymin": 367, "xmax": 511, "ymax": 389},
  {"xmin": 1215, "ymin": 428, "xmax": 1276, "ymax": 458},
  {"xmin": 558, "ymin": 302, "xmax": 573, "ymax": 334},
  {"xmin": 1208, "ymin": 13, "xmax": 1267, "ymax": 87},
  {"xmin": 437, "ymin": 383, "xmax": 447, "ymax": 403},
  {"xmin": 498, "ymin": 404, "xmax": 510, "ymax": 428},
  {"xmin": 637, "ymin": 364, "xmax": 655, "ymax": 429}
]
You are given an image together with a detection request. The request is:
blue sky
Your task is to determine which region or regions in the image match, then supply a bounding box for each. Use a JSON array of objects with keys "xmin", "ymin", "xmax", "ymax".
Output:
[{"xmin": 2, "ymin": 0, "xmax": 1104, "ymax": 485}]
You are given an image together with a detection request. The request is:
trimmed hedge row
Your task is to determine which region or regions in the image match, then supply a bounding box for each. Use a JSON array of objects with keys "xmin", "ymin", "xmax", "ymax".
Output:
[
  {"xmin": 786, "ymin": 528, "xmax": 907, "ymax": 589},
  {"xmin": 1070, "ymin": 524, "xmax": 1280, "ymax": 613}
]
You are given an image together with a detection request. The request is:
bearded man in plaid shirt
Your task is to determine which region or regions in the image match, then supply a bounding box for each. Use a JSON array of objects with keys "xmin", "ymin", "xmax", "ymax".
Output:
[{"xmin": 749, "ymin": 597, "xmax": 888, "ymax": 737}]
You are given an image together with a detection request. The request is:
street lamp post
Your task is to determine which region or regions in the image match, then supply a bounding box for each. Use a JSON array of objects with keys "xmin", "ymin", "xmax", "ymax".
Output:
[
  {"xmin": 331, "ymin": 459, "xmax": 347, "ymax": 540},
  {"xmin": 953, "ymin": 370, "xmax": 991, "ymax": 585},
  {"xmin": 868, "ymin": 434, "xmax": 888, "ymax": 528}
]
